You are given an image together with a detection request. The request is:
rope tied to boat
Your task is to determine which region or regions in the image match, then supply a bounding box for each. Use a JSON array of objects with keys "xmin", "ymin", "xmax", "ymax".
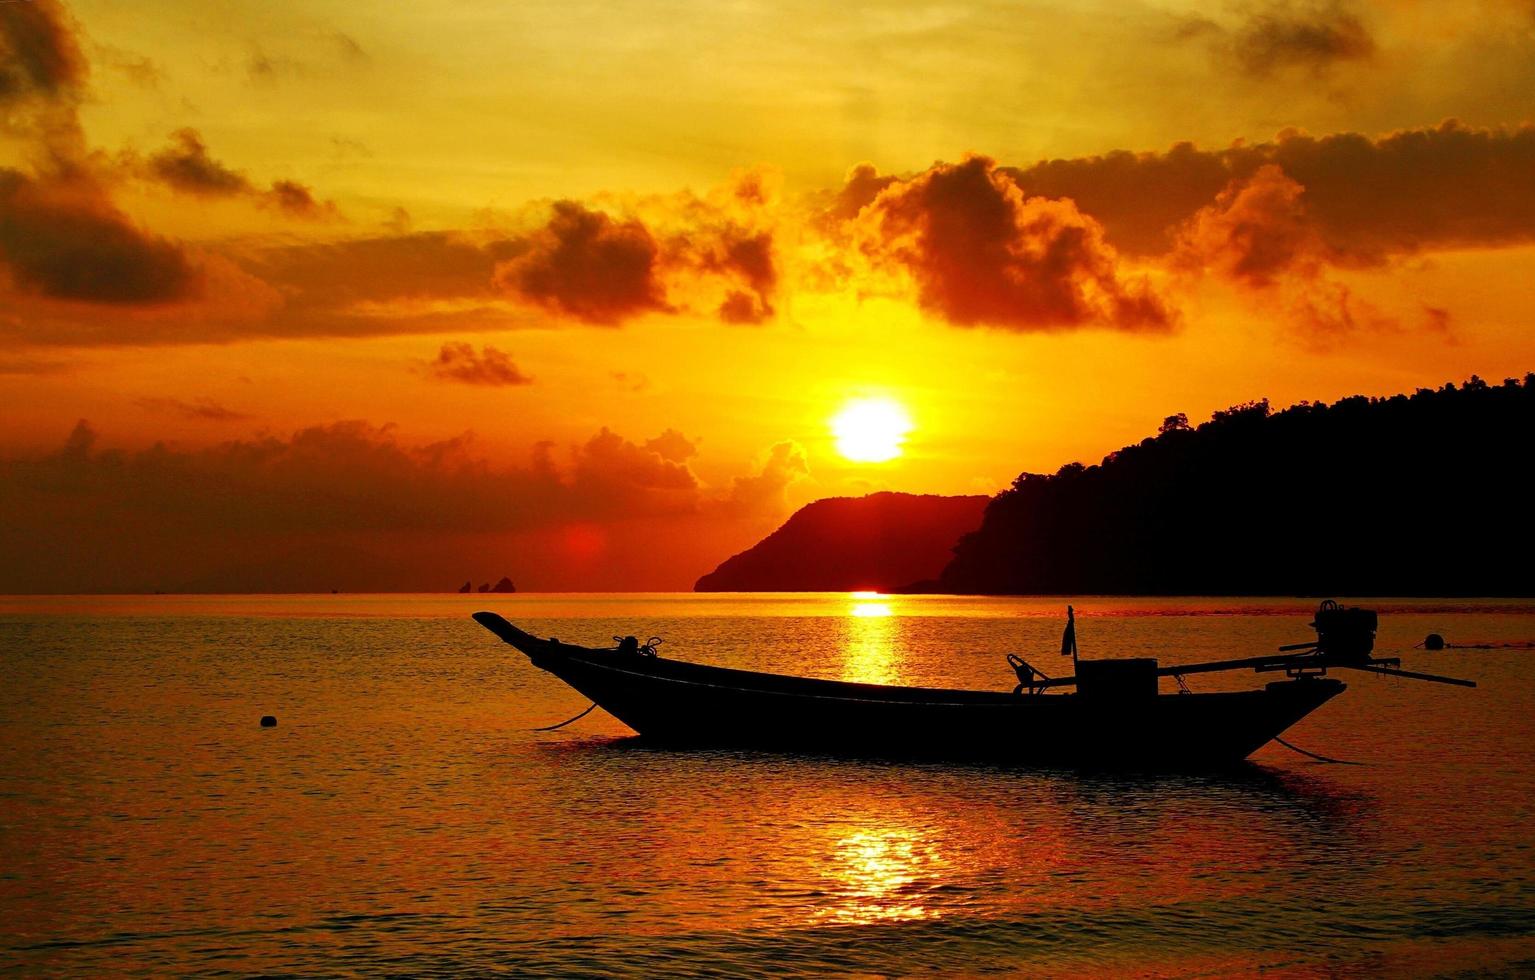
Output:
[
  {"xmin": 1271, "ymin": 735, "xmax": 1365, "ymax": 765},
  {"xmin": 531, "ymin": 701, "xmax": 599, "ymax": 731}
]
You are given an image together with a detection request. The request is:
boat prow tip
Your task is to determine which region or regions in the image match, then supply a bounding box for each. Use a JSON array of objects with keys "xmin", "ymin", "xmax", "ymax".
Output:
[{"xmin": 471, "ymin": 612, "xmax": 557, "ymax": 661}]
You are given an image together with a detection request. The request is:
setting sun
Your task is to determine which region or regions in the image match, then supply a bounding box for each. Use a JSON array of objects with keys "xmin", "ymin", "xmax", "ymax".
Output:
[{"xmin": 831, "ymin": 398, "xmax": 913, "ymax": 463}]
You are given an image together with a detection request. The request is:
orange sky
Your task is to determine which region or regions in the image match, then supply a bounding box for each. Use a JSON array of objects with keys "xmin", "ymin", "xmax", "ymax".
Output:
[{"xmin": 3, "ymin": 0, "xmax": 1535, "ymax": 591}]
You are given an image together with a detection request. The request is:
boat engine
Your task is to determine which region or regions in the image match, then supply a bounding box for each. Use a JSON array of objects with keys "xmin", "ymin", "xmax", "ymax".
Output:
[{"xmin": 1309, "ymin": 600, "xmax": 1377, "ymax": 664}]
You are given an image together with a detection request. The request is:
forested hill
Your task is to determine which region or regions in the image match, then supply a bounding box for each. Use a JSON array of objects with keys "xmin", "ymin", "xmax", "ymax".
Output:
[{"xmin": 933, "ymin": 375, "xmax": 1535, "ymax": 596}]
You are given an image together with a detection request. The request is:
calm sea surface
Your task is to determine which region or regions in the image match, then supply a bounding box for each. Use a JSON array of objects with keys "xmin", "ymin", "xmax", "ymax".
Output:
[{"xmin": 2, "ymin": 594, "xmax": 1533, "ymax": 977}]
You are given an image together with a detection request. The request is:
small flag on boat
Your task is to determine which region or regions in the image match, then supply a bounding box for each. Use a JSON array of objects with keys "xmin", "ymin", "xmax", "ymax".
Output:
[{"xmin": 1061, "ymin": 605, "xmax": 1077, "ymax": 657}]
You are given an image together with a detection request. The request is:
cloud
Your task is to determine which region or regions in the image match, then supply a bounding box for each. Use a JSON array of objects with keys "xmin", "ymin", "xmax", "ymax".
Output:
[
  {"xmin": 0, "ymin": 419, "xmax": 784, "ymax": 591},
  {"xmin": 660, "ymin": 170, "xmax": 783, "ymax": 324},
  {"xmin": 0, "ymin": 353, "xmax": 70, "ymax": 375},
  {"xmin": 572, "ymin": 426, "xmax": 698, "ymax": 495},
  {"xmin": 490, "ymin": 171, "xmax": 783, "ymax": 326},
  {"xmin": 264, "ymin": 178, "xmax": 337, "ymax": 219},
  {"xmin": 722, "ymin": 440, "xmax": 810, "ymax": 515},
  {"xmin": 142, "ymin": 129, "xmax": 339, "ymax": 219},
  {"xmin": 718, "ymin": 290, "xmax": 766, "ymax": 323},
  {"xmin": 147, "ymin": 128, "xmax": 251, "ymax": 196},
  {"xmin": 134, "ymin": 395, "xmax": 250, "ymax": 421},
  {"xmin": 1228, "ymin": 2, "xmax": 1375, "ymax": 76},
  {"xmin": 428, "ymin": 342, "xmax": 533, "ymax": 386},
  {"xmin": 0, "ymin": 420, "xmax": 698, "ymax": 538},
  {"xmin": 94, "ymin": 44, "xmax": 163, "ymax": 89},
  {"xmin": 643, "ymin": 428, "xmax": 698, "ymax": 463},
  {"xmin": 703, "ymin": 231, "xmax": 775, "ymax": 324},
  {"xmin": 824, "ymin": 162, "xmax": 898, "ymax": 224},
  {"xmin": 1175, "ymin": 165, "xmax": 1378, "ymax": 338},
  {"xmin": 0, "ymin": 168, "xmax": 198, "ymax": 304},
  {"xmin": 1006, "ymin": 121, "xmax": 1535, "ymax": 260},
  {"xmin": 332, "ymin": 32, "xmax": 368, "ymax": 63},
  {"xmin": 250, "ymin": 231, "xmax": 507, "ymax": 308},
  {"xmin": 245, "ymin": 46, "xmax": 304, "ymax": 85},
  {"xmin": 850, "ymin": 156, "xmax": 1173, "ymax": 332},
  {"xmin": 1176, "ymin": 164, "xmax": 1319, "ymax": 288},
  {"xmin": 0, "ymin": 0, "xmax": 86, "ymax": 106},
  {"xmin": 494, "ymin": 201, "xmax": 670, "ymax": 324},
  {"xmin": 0, "ymin": 0, "xmax": 88, "ymax": 152},
  {"xmin": 1174, "ymin": 2, "xmax": 1375, "ymax": 79}
]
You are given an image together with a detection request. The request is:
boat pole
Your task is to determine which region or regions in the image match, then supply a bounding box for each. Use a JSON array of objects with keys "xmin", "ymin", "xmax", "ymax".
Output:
[{"xmin": 1062, "ymin": 605, "xmax": 1078, "ymax": 673}]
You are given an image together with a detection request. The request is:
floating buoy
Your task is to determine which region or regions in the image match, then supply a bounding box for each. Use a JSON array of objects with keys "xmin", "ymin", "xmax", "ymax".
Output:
[
  {"xmin": 1424, "ymin": 633, "xmax": 1446, "ymax": 651},
  {"xmin": 260, "ymin": 715, "xmax": 277, "ymax": 727}
]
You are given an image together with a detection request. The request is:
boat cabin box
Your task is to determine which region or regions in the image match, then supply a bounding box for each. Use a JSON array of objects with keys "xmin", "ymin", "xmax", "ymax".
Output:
[{"xmin": 1076, "ymin": 658, "xmax": 1159, "ymax": 699}]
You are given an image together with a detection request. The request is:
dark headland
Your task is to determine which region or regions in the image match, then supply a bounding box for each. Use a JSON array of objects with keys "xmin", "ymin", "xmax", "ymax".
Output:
[
  {"xmin": 702, "ymin": 375, "xmax": 1535, "ymax": 596},
  {"xmin": 694, "ymin": 492, "xmax": 989, "ymax": 592},
  {"xmin": 935, "ymin": 374, "xmax": 1535, "ymax": 596}
]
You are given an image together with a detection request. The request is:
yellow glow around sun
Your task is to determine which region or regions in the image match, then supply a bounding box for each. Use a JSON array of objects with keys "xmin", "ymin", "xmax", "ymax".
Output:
[{"xmin": 832, "ymin": 397, "xmax": 913, "ymax": 463}]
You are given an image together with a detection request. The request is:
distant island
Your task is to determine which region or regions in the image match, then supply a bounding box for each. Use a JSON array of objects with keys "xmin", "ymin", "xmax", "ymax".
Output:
[
  {"xmin": 461, "ymin": 577, "xmax": 516, "ymax": 593},
  {"xmin": 694, "ymin": 492, "xmax": 989, "ymax": 592},
  {"xmin": 934, "ymin": 375, "xmax": 1535, "ymax": 596}
]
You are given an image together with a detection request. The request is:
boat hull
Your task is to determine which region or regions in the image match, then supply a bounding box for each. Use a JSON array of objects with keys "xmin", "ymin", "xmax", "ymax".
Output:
[{"xmin": 475, "ymin": 614, "xmax": 1345, "ymax": 768}]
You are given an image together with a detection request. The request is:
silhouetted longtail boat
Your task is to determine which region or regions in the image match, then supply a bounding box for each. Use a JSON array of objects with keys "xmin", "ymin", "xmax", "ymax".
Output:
[{"xmin": 473, "ymin": 601, "xmax": 1473, "ymax": 767}]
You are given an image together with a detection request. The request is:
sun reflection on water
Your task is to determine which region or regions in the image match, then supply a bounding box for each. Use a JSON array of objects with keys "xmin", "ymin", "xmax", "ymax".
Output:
[
  {"xmin": 843, "ymin": 597, "xmax": 898, "ymax": 683},
  {"xmin": 850, "ymin": 602, "xmax": 892, "ymax": 618},
  {"xmin": 816, "ymin": 826, "xmax": 945, "ymax": 925}
]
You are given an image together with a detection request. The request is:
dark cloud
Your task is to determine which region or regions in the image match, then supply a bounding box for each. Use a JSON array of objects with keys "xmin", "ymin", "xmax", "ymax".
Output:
[
  {"xmin": 703, "ymin": 231, "xmax": 775, "ymax": 323},
  {"xmin": 718, "ymin": 289, "xmax": 767, "ymax": 323},
  {"xmin": 134, "ymin": 396, "xmax": 250, "ymax": 421},
  {"xmin": 0, "ymin": 0, "xmax": 86, "ymax": 105},
  {"xmin": 264, "ymin": 178, "xmax": 337, "ymax": 219},
  {"xmin": 0, "ymin": 168, "xmax": 198, "ymax": 304},
  {"xmin": 1229, "ymin": 2, "xmax": 1375, "ymax": 76},
  {"xmin": 0, "ymin": 421, "xmax": 816, "ymax": 592},
  {"xmin": 96, "ymin": 45, "xmax": 163, "ymax": 89},
  {"xmin": 494, "ymin": 201, "xmax": 669, "ymax": 324},
  {"xmin": 0, "ymin": 420, "xmax": 697, "ymax": 539},
  {"xmin": 140, "ymin": 129, "xmax": 339, "ymax": 219},
  {"xmin": 825, "ymin": 162, "xmax": 898, "ymax": 223},
  {"xmin": 147, "ymin": 128, "xmax": 251, "ymax": 196},
  {"xmin": 1176, "ymin": 165, "xmax": 1376, "ymax": 338},
  {"xmin": 428, "ymin": 342, "xmax": 532, "ymax": 386},
  {"xmin": 248, "ymin": 231, "xmax": 506, "ymax": 308},
  {"xmin": 1006, "ymin": 121, "xmax": 1535, "ymax": 260},
  {"xmin": 853, "ymin": 156, "xmax": 1173, "ymax": 332},
  {"xmin": 245, "ymin": 46, "xmax": 303, "ymax": 84},
  {"xmin": 0, "ymin": 0, "xmax": 87, "ymax": 153}
]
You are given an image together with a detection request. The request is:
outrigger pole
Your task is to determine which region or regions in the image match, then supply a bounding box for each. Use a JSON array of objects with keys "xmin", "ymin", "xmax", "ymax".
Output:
[
  {"xmin": 1033, "ymin": 649, "xmax": 1475, "ymax": 690},
  {"xmin": 1033, "ymin": 599, "xmax": 1475, "ymax": 691}
]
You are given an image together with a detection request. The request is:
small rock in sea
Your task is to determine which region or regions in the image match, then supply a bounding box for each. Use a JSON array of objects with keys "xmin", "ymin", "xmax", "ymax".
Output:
[
  {"xmin": 260, "ymin": 715, "xmax": 277, "ymax": 728},
  {"xmin": 1424, "ymin": 633, "xmax": 1446, "ymax": 650}
]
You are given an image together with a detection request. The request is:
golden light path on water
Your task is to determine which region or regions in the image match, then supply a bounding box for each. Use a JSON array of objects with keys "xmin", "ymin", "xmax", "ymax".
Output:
[
  {"xmin": 843, "ymin": 593, "xmax": 896, "ymax": 683},
  {"xmin": 824, "ymin": 593, "xmax": 949, "ymax": 924},
  {"xmin": 817, "ymin": 826, "xmax": 943, "ymax": 925}
]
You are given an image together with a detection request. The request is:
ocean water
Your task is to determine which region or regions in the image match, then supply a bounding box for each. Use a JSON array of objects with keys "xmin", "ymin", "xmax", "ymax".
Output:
[{"xmin": 1, "ymin": 593, "xmax": 1533, "ymax": 976}]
